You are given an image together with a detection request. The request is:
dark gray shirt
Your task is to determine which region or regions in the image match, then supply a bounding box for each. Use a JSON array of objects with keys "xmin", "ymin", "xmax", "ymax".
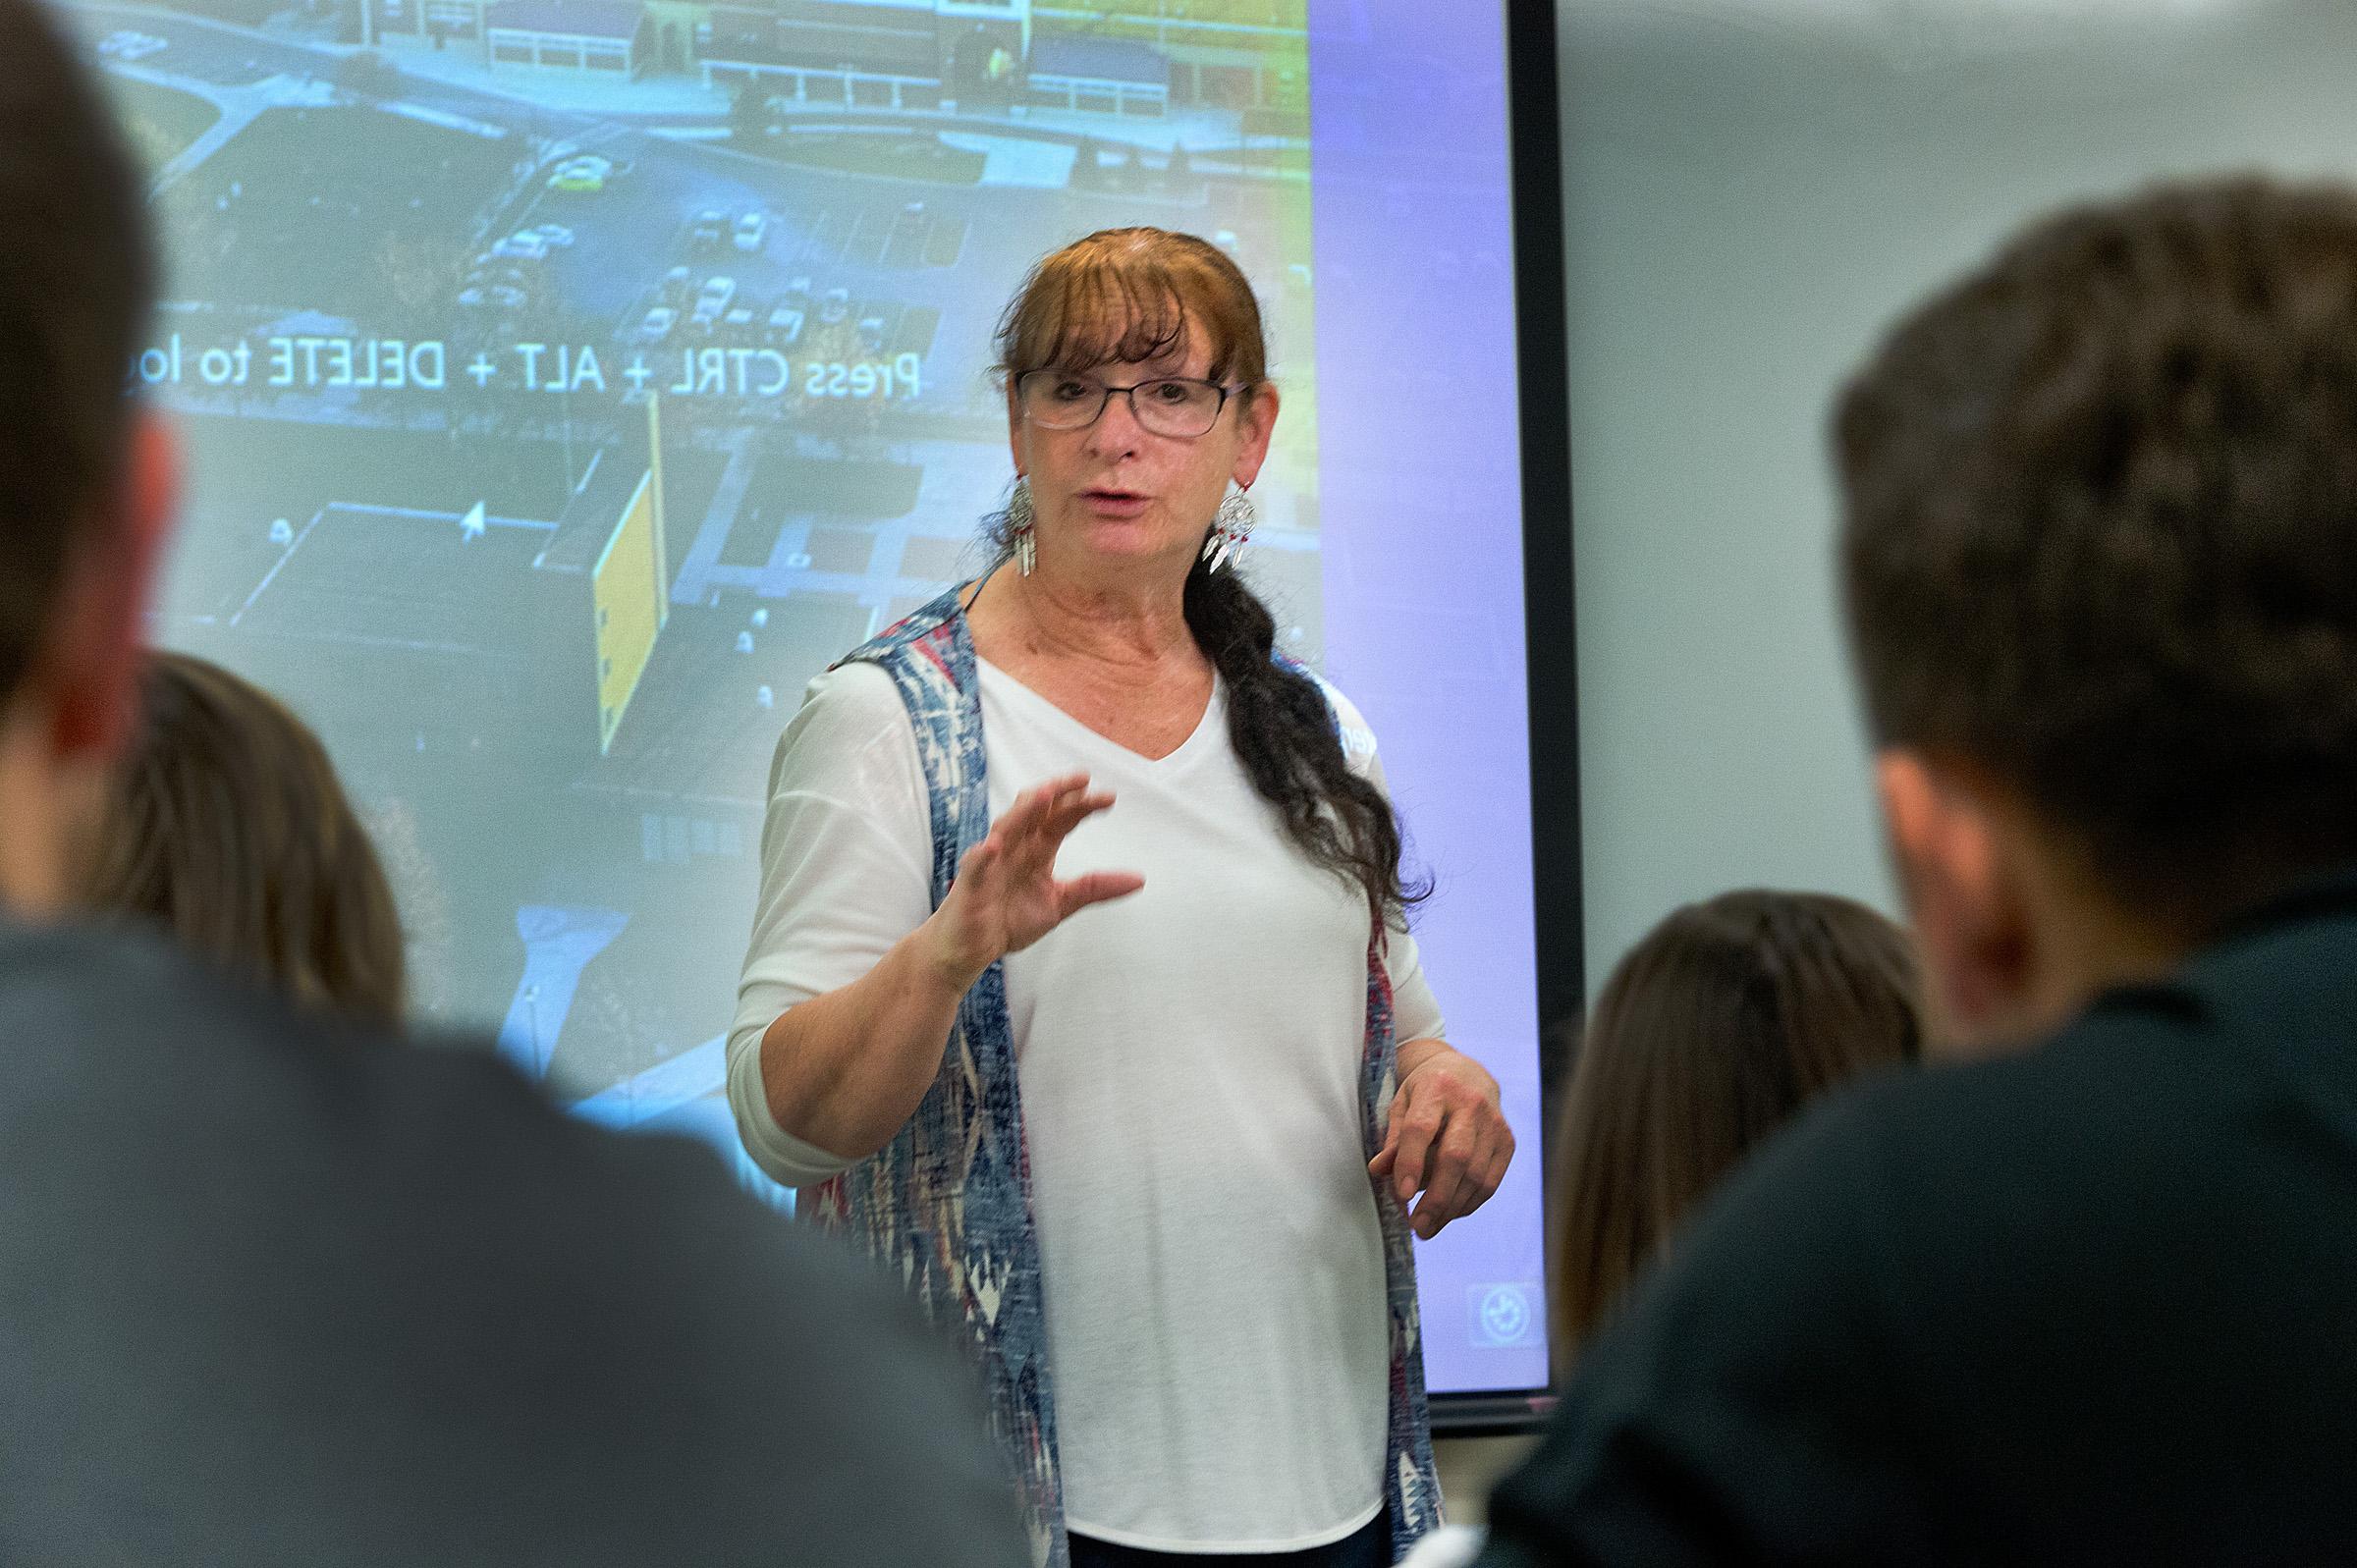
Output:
[
  {"xmin": 1479, "ymin": 871, "xmax": 2357, "ymax": 1566},
  {"xmin": 0, "ymin": 921, "xmax": 1031, "ymax": 1566}
]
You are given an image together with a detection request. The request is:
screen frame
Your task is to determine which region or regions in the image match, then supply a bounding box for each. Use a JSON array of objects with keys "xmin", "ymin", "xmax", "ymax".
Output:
[{"xmin": 1424, "ymin": 0, "xmax": 1582, "ymax": 1438}]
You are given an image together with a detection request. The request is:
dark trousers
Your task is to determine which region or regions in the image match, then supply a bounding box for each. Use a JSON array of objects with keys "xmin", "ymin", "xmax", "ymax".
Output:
[{"xmin": 1068, "ymin": 1511, "xmax": 1389, "ymax": 1568}]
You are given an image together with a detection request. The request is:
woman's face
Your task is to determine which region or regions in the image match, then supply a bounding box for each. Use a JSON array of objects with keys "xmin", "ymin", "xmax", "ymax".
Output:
[{"xmin": 1007, "ymin": 324, "xmax": 1278, "ymax": 578}]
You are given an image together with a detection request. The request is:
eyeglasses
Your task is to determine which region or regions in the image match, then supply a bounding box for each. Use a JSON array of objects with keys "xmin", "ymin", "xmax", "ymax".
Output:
[{"xmin": 1014, "ymin": 370, "xmax": 1242, "ymax": 440}]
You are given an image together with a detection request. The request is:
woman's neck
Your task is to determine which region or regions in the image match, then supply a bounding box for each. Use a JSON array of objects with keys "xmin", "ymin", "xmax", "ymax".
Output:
[{"xmin": 974, "ymin": 564, "xmax": 1202, "ymax": 677}]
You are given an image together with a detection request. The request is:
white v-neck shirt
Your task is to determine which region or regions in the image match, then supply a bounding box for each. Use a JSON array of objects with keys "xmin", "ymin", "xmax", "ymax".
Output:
[{"xmin": 729, "ymin": 656, "xmax": 1447, "ymax": 1551}]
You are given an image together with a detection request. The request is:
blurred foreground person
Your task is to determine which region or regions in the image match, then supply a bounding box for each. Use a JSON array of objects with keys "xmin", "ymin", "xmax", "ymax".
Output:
[
  {"xmin": 1479, "ymin": 177, "xmax": 2357, "ymax": 1565},
  {"xmin": 0, "ymin": 4, "xmax": 1027, "ymax": 1562}
]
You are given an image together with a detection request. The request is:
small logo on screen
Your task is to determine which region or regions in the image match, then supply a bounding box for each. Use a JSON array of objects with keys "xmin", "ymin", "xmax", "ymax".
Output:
[{"xmin": 1469, "ymin": 1283, "xmax": 1540, "ymax": 1347}]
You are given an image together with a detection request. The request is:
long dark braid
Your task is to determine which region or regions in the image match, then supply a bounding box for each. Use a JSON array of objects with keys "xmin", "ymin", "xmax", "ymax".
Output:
[{"xmin": 1182, "ymin": 557, "xmax": 1429, "ymax": 929}]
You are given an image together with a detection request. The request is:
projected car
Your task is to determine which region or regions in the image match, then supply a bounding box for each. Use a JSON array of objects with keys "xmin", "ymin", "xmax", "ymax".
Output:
[
  {"xmin": 690, "ymin": 276, "xmax": 736, "ymax": 329},
  {"xmin": 546, "ymin": 155, "xmax": 611, "ymax": 193},
  {"xmin": 458, "ymin": 262, "xmax": 529, "ymax": 311}
]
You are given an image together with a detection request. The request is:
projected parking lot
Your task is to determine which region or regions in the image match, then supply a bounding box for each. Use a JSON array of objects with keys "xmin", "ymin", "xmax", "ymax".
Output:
[{"xmin": 78, "ymin": 0, "xmax": 1323, "ymax": 1202}]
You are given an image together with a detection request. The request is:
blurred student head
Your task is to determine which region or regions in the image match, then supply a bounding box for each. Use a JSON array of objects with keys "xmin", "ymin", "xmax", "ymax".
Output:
[
  {"xmin": 0, "ymin": 0, "xmax": 175, "ymax": 917},
  {"xmin": 1549, "ymin": 891, "xmax": 1923, "ymax": 1364},
  {"xmin": 77, "ymin": 652, "xmax": 406, "ymax": 1028},
  {"xmin": 1836, "ymin": 177, "xmax": 2357, "ymax": 1052}
]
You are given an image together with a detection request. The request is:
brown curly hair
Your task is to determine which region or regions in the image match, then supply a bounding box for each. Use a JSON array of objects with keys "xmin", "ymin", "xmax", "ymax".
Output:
[{"xmin": 1836, "ymin": 176, "xmax": 2357, "ymax": 933}]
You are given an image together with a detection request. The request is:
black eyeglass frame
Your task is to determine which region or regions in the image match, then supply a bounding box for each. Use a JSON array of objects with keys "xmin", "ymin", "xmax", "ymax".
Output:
[{"xmin": 1013, "ymin": 369, "xmax": 1252, "ymax": 439}]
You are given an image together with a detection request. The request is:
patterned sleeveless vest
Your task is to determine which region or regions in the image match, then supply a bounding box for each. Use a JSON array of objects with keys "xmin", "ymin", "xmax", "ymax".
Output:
[{"xmin": 802, "ymin": 585, "xmax": 1441, "ymax": 1566}]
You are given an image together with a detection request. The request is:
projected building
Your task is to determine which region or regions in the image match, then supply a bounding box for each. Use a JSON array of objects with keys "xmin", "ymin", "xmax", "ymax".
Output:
[
  {"xmin": 482, "ymin": 0, "xmax": 653, "ymax": 72},
  {"xmin": 1025, "ymin": 34, "xmax": 1168, "ymax": 116},
  {"xmin": 698, "ymin": 0, "xmax": 949, "ymax": 107},
  {"xmin": 337, "ymin": 0, "xmax": 1298, "ymax": 125},
  {"xmin": 697, "ymin": 1, "xmax": 1296, "ymax": 121}
]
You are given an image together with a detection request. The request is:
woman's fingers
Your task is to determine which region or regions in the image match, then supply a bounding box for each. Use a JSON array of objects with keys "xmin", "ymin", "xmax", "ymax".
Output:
[
  {"xmin": 953, "ymin": 777, "xmax": 1142, "ymax": 958},
  {"xmin": 994, "ymin": 776, "xmax": 1104, "ymax": 868},
  {"xmin": 998, "ymin": 786, "xmax": 1125, "ymax": 895},
  {"xmin": 1409, "ymin": 1116, "xmax": 1483, "ymax": 1237},
  {"xmin": 1029, "ymin": 793, "xmax": 1116, "ymax": 864},
  {"xmin": 1376, "ymin": 1048, "xmax": 1518, "ymax": 1236},
  {"xmin": 1385, "ymin": 1092, "xmax": 1445, "ymax": 1211},
  {"xmin": 1055, "ymin": 871, "xmax": 1145, "ymax": 918},
  {"xmin": 1423, "ymin": 1131, "xmax": 1514, "ymax": 1237},
  {"xmin": 1477, "ymin": 1145, "xmax": 1512, "ymax": 1206},
  {"xmin": 993, "ymin": 775, "xmax": 1088, "ymax": 852}
]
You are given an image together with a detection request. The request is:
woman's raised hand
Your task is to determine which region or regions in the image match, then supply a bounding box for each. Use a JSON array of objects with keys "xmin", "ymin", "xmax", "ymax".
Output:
[{"xmin": 924, "ymin": 773, "xmax": 1144, "ymax": 989}]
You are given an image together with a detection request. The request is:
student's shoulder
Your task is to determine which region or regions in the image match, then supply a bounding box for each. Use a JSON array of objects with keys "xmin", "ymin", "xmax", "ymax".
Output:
[
  {"xmin": 1838, "ymin": 987, "xmax": 2237, "ymax": 1205},
  {"xmin": 0, "ymin": 926, "xmax": 766, "ymax": 1339},
  {"xmin": 1630, "ymin": 993, "xmax": 2241, "ymax": 1359},
  {"xmin": 1708, "ymin": 1000, "xmax": 2209, "ymax": 1238},
  {"xmin": 0, "ymin": 921, "xmax": 815, "ymax": 1292},
  {"xmin": 0, "ymin": 921, "xmax": 915, "ymax": 1336},
  {"xmin": 340, "ymin": 1042, "xmax": 1030, "ymax": 1560}
]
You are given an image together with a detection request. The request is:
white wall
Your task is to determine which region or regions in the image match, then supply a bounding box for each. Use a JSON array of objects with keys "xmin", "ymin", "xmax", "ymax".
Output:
[{"xmin": 1558, "ymin": 0, "xmax": 2357, "ymax": 989}]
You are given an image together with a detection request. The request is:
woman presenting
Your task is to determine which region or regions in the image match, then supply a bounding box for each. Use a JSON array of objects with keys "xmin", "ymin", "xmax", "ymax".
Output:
[{"xmin": 730, "ymin": 229, "xmax": 1512, "ymax": 1568}]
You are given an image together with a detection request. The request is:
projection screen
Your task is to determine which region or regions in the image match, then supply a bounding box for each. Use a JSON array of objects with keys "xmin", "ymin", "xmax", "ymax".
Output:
[{"xmin": 79, "ymin": 0, "xmax": 1560, "ymax": 1408}]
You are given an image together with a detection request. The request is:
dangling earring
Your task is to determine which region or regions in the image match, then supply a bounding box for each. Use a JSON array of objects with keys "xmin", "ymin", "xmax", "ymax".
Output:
[
  {"xmin": 1202, "ymin": 485, "xmax": 1256, "ymax": 575},
  {"xmin": 1007, "ymin": 475, "xmax": 1036, "ymax": 576}
]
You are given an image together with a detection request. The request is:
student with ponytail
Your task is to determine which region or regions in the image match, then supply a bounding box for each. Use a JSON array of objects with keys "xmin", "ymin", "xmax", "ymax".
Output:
[{"xmin": 730, "ymin": 229, "xmax": 1512, "ymax": 1568}]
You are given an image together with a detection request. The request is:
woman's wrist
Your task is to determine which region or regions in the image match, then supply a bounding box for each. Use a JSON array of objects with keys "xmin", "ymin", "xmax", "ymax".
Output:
[
  {"xmin": 911, "ymin": 908, "xmax": 992, "ymax": 997},
  {"xmin": 1396, "ymin": 1035, "xmax": 1452, "ymax": 1081}
]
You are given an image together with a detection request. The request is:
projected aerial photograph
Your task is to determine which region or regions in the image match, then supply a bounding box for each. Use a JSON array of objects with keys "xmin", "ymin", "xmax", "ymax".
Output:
[{"xmin": 75, "ymin": 0, "xmax": 1323, "ymax": 1197}]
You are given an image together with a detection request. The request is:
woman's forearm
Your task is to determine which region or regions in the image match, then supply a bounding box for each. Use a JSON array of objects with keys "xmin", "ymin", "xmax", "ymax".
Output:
[
  {"xmin": 752, "ymin": 774, "xmax": 1138, "ymax": 1164},
  {"xmin": 756, "ymin": 914, "xmax": 982, "ymax": 1163}
]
